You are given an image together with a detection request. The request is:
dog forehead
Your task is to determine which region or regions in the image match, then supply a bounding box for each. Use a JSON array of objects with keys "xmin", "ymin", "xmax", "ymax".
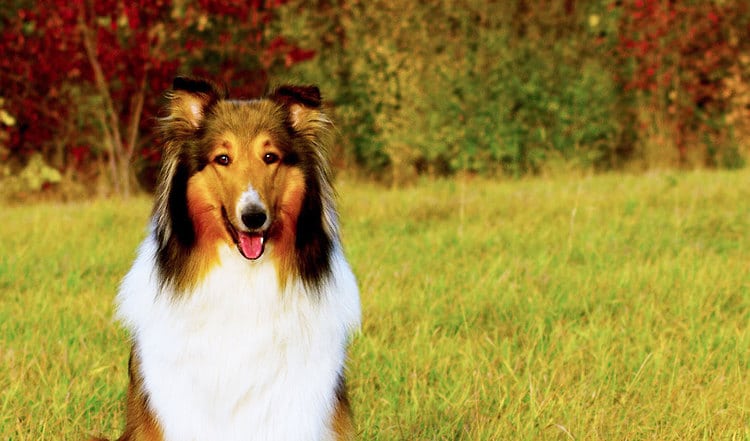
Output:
[{"xmin": 207, "ymin": 99, "xmax": 287, "ymax": 140}]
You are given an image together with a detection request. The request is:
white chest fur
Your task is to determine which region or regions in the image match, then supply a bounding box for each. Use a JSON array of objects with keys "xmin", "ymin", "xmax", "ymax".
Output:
[{"xmin": 116, "ymin": 236, "xmax": 361, "ymax": 441}]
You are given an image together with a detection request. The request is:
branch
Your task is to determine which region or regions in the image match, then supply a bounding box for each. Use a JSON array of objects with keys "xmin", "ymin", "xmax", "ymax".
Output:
[
  {"xmin": 124, "ymin": 72, "xmax": 148, "ymax": 161},
  {"xmin": 93, "ymin": 104, "xmax": 120, "ymax": 195},
  {"xmin": 77, "ymin": 3, "xmax": 125, "ymax": 190}
]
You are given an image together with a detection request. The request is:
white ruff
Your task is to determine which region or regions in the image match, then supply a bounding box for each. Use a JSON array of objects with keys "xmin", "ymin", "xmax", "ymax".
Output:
[{"xmin": 116, "ymin": 233, "xmax": 361, "ymax": 441}]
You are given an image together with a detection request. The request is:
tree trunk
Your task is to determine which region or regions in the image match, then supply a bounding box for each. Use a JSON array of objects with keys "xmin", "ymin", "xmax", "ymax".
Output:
[
  {"xmin": 78, "ymin": 5, "xmax": 134, "ymax": 196},
  {"xmin": 120, "ymin": 75, "xmax": 148, "ymax": 197}
]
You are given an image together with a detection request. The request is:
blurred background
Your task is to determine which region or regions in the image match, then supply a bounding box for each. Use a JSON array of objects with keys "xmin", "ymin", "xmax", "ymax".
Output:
[{"xmin": 1, "ymin": 0, "xmax": 749, "ymax": 199}]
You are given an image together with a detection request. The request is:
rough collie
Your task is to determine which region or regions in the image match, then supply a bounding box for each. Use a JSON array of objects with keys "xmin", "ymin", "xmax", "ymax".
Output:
[{"xmin": 100, "ymin": 77, "xmax": 360, "ymax": 441}]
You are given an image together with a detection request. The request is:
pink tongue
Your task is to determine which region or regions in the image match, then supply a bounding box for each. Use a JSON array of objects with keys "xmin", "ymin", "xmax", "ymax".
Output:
[{"xmin": 238, "ymin": 233, "xmax": 264, "ymax": 260}]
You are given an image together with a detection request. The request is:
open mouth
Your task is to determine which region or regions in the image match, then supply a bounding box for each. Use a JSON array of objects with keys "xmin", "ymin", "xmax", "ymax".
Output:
[{"xmin": 221, "ymin": 206, "xmax": 266, "ymax": 260}]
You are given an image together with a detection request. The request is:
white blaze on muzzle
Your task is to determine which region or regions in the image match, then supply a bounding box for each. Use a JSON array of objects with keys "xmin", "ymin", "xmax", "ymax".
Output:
[{"xmin": 235, "ymin": 185, "xmax": 270, "ymax": 260}]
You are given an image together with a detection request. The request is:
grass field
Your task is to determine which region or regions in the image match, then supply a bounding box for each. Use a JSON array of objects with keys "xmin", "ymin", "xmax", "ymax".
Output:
[{"xmin": 1, "ymin": 170, "xmax": 749, "ymax": 440}]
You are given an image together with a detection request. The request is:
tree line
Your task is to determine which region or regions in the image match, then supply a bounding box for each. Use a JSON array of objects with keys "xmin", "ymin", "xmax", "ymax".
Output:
[{"xmin": 1, "ymin": 0, "xmax": 749, "ymax": 196}]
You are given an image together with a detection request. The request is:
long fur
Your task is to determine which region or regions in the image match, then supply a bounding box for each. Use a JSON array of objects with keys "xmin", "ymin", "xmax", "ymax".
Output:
[{"xmin": 96, "ymin": 77, "xmax": 360, "ymax": 441}]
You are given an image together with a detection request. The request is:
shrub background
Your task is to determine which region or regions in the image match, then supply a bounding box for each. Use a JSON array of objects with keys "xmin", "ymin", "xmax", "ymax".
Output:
[{"xmin": 1, "ymin": 0, "xmax": 750, "ymax": 194}]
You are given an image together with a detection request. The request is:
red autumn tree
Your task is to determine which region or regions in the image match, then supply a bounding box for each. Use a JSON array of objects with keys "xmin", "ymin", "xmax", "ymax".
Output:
[
  {"xmin": 0, "ymin": 0, "xmax": 313, "ymax": 195},
  {"xmin": 614, "ymin": 0, "xmax": 750, "ymax": 165}
]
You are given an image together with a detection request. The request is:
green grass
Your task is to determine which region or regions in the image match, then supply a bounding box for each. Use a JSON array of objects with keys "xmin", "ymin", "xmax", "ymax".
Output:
[{"xmin": 1, "ymin": 170, "xmax": 749, "ymax": 440}]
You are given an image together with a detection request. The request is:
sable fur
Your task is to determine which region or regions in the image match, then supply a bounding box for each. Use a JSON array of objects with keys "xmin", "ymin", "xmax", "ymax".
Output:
[
  {"xmin": 153, "ymin": 77, "xmax": 336, "ymax": 292},
  {"xmin": 90, "ymin": 77, "xmax": 359, "ymax": 441}
]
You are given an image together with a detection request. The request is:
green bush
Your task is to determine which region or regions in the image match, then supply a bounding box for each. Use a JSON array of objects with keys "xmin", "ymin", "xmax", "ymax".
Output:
[
  {"xmin": 0, "ymin": 153, "xmax": 62, "ymax": 199},
  {"xmin": 279, "ymin": 0, "xmax": 624, "ymax": 181}
]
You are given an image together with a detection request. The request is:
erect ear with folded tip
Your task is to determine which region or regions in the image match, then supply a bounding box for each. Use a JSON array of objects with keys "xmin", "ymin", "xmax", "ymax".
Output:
[
  {"xmin": 160, "ymin": 77, "xmax": 226, "ymax": 138},
  {"xmin": 269, "ymin": 85, "xmax": 324, "ymax": 131}
]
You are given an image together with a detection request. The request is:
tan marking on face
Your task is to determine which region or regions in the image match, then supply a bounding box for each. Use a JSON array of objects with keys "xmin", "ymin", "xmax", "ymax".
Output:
[
  {"xmin": 185, "ymin": 129, "xmax": 301, "ymax": 279},
  {"xmin": 181, "ymin": 171, "xmax": 225, "ymax": 286},
  {"xmin": 204, "ymin": 132, "xmax": 284, "ymax": 225},
  {"xmin": 270, "ymin": 166, "xmax": 306, "ymax": 285}
]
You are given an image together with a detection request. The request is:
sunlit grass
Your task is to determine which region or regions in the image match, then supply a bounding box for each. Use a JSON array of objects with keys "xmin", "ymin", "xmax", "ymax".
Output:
[{"xmin": 1, "ymin": 170, "xmax": 749, "ymax": 440}]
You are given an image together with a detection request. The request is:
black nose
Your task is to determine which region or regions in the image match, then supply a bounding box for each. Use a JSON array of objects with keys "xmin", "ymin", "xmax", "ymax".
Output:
[{"xmin": 241, "ymin": 209, "xmax": 267, "ymax": 230}]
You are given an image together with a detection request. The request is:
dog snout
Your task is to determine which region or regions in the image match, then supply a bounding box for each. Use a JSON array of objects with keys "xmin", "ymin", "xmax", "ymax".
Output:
[{"xmin": 241, "ymin": 206, "xmax": 268, "ymax": 230}]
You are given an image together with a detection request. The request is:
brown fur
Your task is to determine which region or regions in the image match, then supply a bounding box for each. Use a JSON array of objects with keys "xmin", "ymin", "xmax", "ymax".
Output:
[
  {"xmin": 92, "ymin": 351, "xmax": 354, "ymax": 440},
  {"xmin": 90, "ymin": 78, "xmax": 355, "ymax": 440},
  {"xmin": 331, "ymin": 378, "xmax": 356, "ymax": 441},
  {"xmin": 115, "ymin": 351, "xmax": 164, "ymax": 441},
  {"xmin": 185, "ymin": 128, "xmax": 309, "ymax": 288},
  {"xmin": 154, "ymin": 81, "xmax": 335, "ymax": 292},
  {"xmin": 115, "ymin": 351, "xmax": 354, "ymax": 440}
]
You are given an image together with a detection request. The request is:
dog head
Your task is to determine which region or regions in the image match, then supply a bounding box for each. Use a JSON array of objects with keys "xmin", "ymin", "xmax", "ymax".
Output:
[{"xmin": 153, "ymin": 77, "xmax": 336, "ymax": 290}]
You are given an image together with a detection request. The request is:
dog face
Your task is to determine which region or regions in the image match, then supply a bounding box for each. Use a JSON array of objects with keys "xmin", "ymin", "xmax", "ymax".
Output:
[
  {"xmin": 187, "ymin": 100, "xmax": 306, "ymax": 261},
  {"xmin": 154, "ymin": 78, "xmax": 335, "ymax": 290}
]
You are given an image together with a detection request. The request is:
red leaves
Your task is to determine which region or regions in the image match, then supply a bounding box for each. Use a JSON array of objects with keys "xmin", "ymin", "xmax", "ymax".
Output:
[
  {"xmin": 268, "ymin": 36, "xmax": 289, "ymax": 51},
  {"xmin": 613, "ymin": 0, "xmax": 748, "ymax": 161},
  {"xmin": 70, "ymin": 145, "xmax": 90, "ymax": 165},
  {"xmin": 0, "ymin": 0, "xmax": 315, "ymax": 179},
  {"xmin": 615, "ymin": 1, "xmax": 737, "ymax": 93},
  {"xmin": 707, "ymin": 11, "xmax": 720, "ymax": 25},
  {"xmin": 265, "ymin": 36, "xmax": 316, "ymax": 68},
  {"xmin": 286, "ymin": 47, "xmax": 316, "ymax": 67},
  {"xmin": 0, "ymin": 2, "xmax": 86, "ymax": 155},
  {"xmin": 123, "ymin": 4, "xmax": 141, "ymax": 30}
]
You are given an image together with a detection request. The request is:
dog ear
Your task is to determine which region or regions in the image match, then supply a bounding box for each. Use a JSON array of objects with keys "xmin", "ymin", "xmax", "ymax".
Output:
[
  {"xmin": 269, "ymin": 85, "xmax": 338, "ymax": 287},
  {"xmin": 269, "ymin": 85, "xmax": 324, "ymax": 131},
  {"xmin": 153, "ymin": 77, "xmax": 225, "ymax": 262},
  {"xmin": 160, "ymin": 77, "xmax": 225, "ymax": 137}
]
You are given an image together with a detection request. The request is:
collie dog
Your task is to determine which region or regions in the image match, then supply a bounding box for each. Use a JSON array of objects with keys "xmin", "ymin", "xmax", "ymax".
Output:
[{"xmin": 107, "ymin": 77, "xmax": 360, "ymax": 441}]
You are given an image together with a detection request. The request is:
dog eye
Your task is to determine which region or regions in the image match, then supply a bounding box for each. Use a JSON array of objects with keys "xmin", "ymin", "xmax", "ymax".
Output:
[
  {"xmin": 214, "ymin": 154, "xmax": 231, "ymax": 166},
  {"xmin": 263, "ymin": 152, "xmax": 280, "ymax": 165}
]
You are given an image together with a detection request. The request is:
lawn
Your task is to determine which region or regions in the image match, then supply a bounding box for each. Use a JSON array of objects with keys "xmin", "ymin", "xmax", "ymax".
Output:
[{"xmin": 1, "ymin": 170, "xmax": 749, "ymax": 440}]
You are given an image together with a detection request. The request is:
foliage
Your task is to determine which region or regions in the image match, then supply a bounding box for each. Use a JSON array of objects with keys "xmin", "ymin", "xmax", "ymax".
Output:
[
  {"xmin": 614, "ymin": 0, "xmax": 750, "ymax": 168},
  {"xmin": 0, "ymin": 153, "xmax": 62, "ymax": 200},
  {"xmin": 279, "ymin": 0, "xmax": 750, "ymax": 181},
  {"xmin": 278, "ymin": 1, "xmax": 626, "ymax": 180},
  {"xmin": 0, "ymin": 0, "xmax": 309, "ymax": 195},
  {"xmin": 0, "ymin": 97, "xmax": 13, "ymax": 159},
  {"xmin": 1, "ymin": 170, "xmax": 749, "ymax": 439},
  {"xmin": 3, "ymin": 1, "xmax": 750, "ymax": 190}
]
